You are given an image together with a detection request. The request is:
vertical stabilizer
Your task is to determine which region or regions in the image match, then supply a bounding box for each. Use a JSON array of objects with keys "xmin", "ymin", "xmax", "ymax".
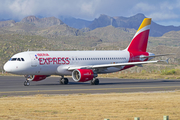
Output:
[{"xmin": 126, "ymin": 18, "xmax": 151, "ymax": 52}]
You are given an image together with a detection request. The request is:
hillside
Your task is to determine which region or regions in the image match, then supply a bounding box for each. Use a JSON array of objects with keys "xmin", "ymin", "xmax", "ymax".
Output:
[
  {"xmin": 20, "ymin": 16, "xmax": 64, "ymax": 28},
  {"xmin": 85, "ymin": 25, "xmax": 134, "ymax": 42},
  {"xmin": 1, "ymin": 16, "xmax": 83, "ymax": 37},
  {"xmin": 88, "ymin": 13, "xmax": 180, "ymax": 37},
  {"xmin": 1, "ymin": 14, "xmax": 180, "ymax": 37},
  {"xmin": 59, "ymin": 16, "xmax": 92, "ymax": 29},
  {"xmin": 0, "ymin": 15, "xmax": 180, "ymax": 72},
  {"xmin": 0, "ymin": 20, "xmax": 15, "ymax": 28}
]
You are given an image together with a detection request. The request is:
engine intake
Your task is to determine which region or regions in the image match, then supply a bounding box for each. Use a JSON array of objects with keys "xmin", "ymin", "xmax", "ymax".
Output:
[{"xmin": 72, "ymin": 69, "xmax": 94, "ymax": 82}]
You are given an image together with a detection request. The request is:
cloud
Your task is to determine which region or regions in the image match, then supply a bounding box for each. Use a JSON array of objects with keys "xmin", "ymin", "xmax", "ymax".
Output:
[
  {"xmin": 0, "ymin": 0, "xmax": 103, "ymax": 20},
  {"xmin": 0, "ymin": 0, "xmax": 138, "ymax": 20},
  {"xmin": 133, "ymin": 2, "xmax": 156, "ymax": 12},
  {"xmin": 0, "ymin": 0, "xmax": 180, "ymax": 26},
  {"xmin": 9, "ymin": 0, "xmax": 35, "ymax": 17},
  {"xmin": 149, "ymin": 12, "xmax": 178, "ymax": 21},
  {"xmin": 80, "ymin": 0, "xmax": 101, "ymax": 17},
  {"xmin": 132, "ymin": 1, "xmax": 180, "ymax": 21}
]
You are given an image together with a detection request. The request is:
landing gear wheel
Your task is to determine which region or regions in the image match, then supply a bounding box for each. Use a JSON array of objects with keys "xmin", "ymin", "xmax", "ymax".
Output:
[
  {"xmin": 91, "ymin": 78, "xmax": 99, "ymax": 85},
  {"xmin": 60, "ymin": 78, "xmax": 69, "ymax": 85},
  {"xmin": 24, "ymin": 81, "xmax": 30, "ymax": 86}
]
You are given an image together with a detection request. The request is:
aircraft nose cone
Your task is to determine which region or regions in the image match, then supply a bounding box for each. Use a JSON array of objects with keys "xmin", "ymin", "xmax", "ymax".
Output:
[{"xmin": 3, "ymin": 62, "xmax": 11, "ymax": 72}]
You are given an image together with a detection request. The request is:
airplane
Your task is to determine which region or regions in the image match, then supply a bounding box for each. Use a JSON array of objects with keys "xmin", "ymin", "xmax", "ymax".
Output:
[{"xmin": 3, "ymin": 18, "xmax": 169, "ymax": 86}]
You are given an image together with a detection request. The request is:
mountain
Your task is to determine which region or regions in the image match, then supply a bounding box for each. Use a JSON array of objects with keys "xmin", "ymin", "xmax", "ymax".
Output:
[
  {"xmin": 85, "ymin": 25, "xmax": 134, "ymax": 43},
  {"xmin": 150, "ymin": 22, "xmax": 180, "ymax": 37},
  {"xmin": 1, "ymin": 14, "xmax": 180, "ymax": 37},
  {"xmin": 88, "ymin": 13, "xmax": 146, "ymax": 30},
  {"xmin": 1, "ymin": 16, "xmax": 83, "ymax": 37},
  {"xmin": 20, "ymin": 16, "xmax": 64, "ymax": 28},
  {"xmin": 36, "ymin": 24, "xmax": 83, "ymax": 37},
  {"xmin": 59, "ymin": 16, "xmax": 92, "ymax": 29},
  {"xmin": 88, "ymin": 13, "xmax": 180, "ymax": 37},
  {"xmin": 0, "ymin": 20, "xmax": 15, "ymax": 28},
  {"xmin": 0, "ymin": 15, "xmax": 180, "ymax": 72}
]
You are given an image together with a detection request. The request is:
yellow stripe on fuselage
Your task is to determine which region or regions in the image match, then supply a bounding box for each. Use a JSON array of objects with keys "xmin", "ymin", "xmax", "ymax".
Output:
[{"xmin": 137, "ymin": 18, "xmax": 151, "ymax": 33}]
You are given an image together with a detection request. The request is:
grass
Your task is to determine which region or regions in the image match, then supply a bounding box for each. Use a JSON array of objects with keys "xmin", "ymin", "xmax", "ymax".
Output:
[
  {"xmin": 98, "ymin": 65, "xmax": 180, "ymax": 80},
  {"xmin": 0, "ymin": 91, "xmax": 180, "ymax": 120},
  {"xmin": 161, "ymin": 69, "xmax": 177, "ymax": 75}
]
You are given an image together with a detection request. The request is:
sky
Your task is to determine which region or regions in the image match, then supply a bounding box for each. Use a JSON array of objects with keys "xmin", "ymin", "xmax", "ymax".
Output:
[{"xmin": 0, "ymin": 0, "xmax": 180, "ymax": 26}]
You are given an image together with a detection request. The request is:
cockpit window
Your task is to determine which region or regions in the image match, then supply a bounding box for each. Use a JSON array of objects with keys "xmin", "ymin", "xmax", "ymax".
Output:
[
  {"xmin": 11, "ymin": 58, "xmax": 17, "ymax": 61},
  {"xmin": 21, "ymin": 58, "xmax": 25, "ymax": 61},
  {"xmin": 10, "ymin": 58, "xmax": 25, "ymax": 61},
  {"xmin": 17, "ymin": 58, "xmax": 21, "ymax": 61}
]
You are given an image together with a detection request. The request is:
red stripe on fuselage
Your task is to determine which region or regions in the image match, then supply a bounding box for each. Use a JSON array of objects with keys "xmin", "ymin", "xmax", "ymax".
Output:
[
  {"xmin": 129, "ymin": 51, "xmax": 149, "ymax": 62},
  {"xmin": 121, "ymin": 51, "xmax": 149, "ymax": 71}
]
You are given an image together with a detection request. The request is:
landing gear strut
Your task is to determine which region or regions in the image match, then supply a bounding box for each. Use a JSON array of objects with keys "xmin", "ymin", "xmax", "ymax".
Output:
[
  {"xmin": 24, "ymin": 80, "xmax": 30, "ymax": 86},
  {"xmin": 60, "ymin": 76, "xmax": 69, "ymax": 85},
  {"xmin": 91, "ymin": 78, "xmax": 99, "ymax": 85}
]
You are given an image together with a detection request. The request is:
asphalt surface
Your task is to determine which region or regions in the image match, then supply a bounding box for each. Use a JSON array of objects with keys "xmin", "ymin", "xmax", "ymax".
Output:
[{"xmin": 0, "ymin": 76, "xmax": 180, "ymax": 96}]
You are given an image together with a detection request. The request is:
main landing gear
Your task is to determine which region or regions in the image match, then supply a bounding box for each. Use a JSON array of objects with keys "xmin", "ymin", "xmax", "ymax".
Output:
[
  {"xmin": 60, "ymin": 76, "xmax": 69, "ymax": 85},
  {"xmin": 90, "ymin": 78, "xmax": 99, "ymax": 85}
]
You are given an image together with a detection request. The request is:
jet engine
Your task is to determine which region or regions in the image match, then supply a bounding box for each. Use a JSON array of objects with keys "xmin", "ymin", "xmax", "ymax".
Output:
[
  {"xmin": 25, "ymin": 75, "xmax": 47, "ymax": 81},
  {"xmin": 72, "ymin": 69, "xmax": 95, "ymax": 82}
]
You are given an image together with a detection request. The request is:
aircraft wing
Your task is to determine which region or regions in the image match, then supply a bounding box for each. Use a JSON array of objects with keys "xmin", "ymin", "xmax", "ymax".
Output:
[{"xmin": 68, "ymin": 60, "xmax": 161, "ymax": 71}]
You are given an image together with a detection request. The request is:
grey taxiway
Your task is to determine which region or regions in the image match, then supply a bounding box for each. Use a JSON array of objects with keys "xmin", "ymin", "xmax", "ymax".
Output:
[{"xmin": 0, "ymin": 76, "xmax": 180, "ymax": 96}]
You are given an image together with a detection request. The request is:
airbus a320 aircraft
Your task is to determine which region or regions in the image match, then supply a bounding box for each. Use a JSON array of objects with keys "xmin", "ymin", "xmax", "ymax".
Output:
[{"xmin": 3, "ymin": 18, "xmax": 169, "ymax": 86}]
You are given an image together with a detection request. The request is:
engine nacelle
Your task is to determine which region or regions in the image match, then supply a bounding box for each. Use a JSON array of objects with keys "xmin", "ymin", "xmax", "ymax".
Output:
[
  {"xmin": 25, "ymin": 75, "xmax": 47, "ymax": 81},
  {"xmin": 72, "ymin": 69, "xmax": 94, "ymax": 82}
]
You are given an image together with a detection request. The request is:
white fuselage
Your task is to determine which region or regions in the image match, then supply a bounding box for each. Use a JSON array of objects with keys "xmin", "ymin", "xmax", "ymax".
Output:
[{"xmin": 4, "ymin": 50, "xmax": 130, "ymax": 75}]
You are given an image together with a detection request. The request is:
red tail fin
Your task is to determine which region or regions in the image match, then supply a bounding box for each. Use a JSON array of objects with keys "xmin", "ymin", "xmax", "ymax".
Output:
[{"xmin": 126, "ymin": 18, "xmax": 151, "ymax": 52}]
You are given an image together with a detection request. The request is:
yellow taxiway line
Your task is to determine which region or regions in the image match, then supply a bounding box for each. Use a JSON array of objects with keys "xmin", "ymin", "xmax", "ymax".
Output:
[{"xmin": 0, "ymin": 86, "xmax": 180, "ymax": 94}]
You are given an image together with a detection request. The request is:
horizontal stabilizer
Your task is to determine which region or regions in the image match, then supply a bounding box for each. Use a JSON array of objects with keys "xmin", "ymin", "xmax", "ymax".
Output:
[
  {"xmin": 158, "ymin": 58, "xmax": 170, "ymax": 64},
  {"xmin": 140, "ymin": 54, "xmax": 174, "ymax": 58}
]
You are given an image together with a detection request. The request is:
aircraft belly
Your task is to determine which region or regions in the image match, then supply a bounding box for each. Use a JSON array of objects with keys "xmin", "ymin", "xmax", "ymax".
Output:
[
  {"xmin": 38, "ymin": 65, "xmax": 57, "ymax": 75},
  {"xmin": 98, "ymin": 67, "xmax": 122, "ymax": 74},
  {"xmin": 56, "ymin": 65, "xmax": 72, "ymax": 75}
]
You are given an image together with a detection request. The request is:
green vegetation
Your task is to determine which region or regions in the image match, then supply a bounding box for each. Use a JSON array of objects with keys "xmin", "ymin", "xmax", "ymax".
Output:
[
  {"xmin": 0, "ymin": 20, "xmax": 180, "ymax": 74},
  {"xmin": 98, "ymin": 64, "xmax": 180, "ymax": 80},
  {"xmin": 161, "ymin": 69, "xmax": 178, "ymax": 75}
]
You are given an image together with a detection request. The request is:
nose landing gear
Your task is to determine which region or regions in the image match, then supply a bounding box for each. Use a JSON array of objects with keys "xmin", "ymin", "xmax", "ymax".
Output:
[{"xmin": 24, "ymin": 80, "xmax": 30, "ymax": 86}]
